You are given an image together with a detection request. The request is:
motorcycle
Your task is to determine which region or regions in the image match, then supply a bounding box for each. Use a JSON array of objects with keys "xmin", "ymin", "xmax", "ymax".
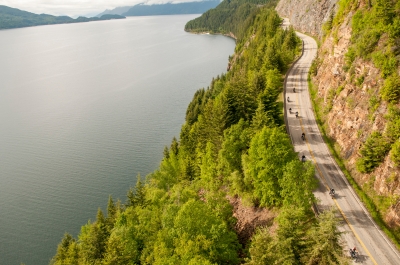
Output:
[
  {"xmin": 329, "ymin": 189, "xmax": 335, "ymax": 199},
  {"xmin": 349, "ymin": 248, "xmax": 358, "ymax": 261}
]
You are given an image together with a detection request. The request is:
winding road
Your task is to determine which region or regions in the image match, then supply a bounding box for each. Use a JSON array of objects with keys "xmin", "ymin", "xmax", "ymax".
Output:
[{"xmin": 283, "ymin": 18, "xmax": 400, "ymax": 264}]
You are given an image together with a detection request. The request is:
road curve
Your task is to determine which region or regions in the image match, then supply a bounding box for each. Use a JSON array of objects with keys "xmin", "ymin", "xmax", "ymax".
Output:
[{"xmin": 283, "ymin": 18, "xmax": 400, "ymax": 264}]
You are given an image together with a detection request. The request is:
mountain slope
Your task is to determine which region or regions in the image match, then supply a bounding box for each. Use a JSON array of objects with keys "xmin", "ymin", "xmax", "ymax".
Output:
[
  {"xmin": 184, "ymin": 0, "xmax": 277, "ymax": 39},
  {"xmin": 123, "ymin": 0, "xmax": 220, "ymax": 16},
  {"xmin": 96, "ymin": 6, "xmax": 132, "ymax": 17},
  {"xmin": 0, "ymin": 5, "xmax": 125, "ymax": 30}
]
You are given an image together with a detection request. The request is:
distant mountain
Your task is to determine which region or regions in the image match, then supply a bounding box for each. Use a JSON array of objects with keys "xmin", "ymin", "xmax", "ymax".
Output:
[
  {"xmin": 96, "ymin": 6, "xmax": 132, "ymax": 17},
  {"xmin": 0, "ymin": 5, "xmax": 125, "ymax": 30},
  {"xmin": 122, "ymin": 0, "xmax": 220, "ymax": 16}
]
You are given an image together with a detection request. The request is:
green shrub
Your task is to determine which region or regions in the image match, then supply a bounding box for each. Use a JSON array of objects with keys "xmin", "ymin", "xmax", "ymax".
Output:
[
  {"xmin": 388, "ymin": 17, "xmax": 400, "ymax": 40},
  {"xmin": 381, "ymin": 73, "xmax": 400, "ymax": 102},
  {"xmin": 390, "ymin": 139, "xmax": 400, "ymax": 167},
  {"xmin": 356, "ymin": 132, "xmax": 391, "ymax": 173},
  {"xmin": 343, "ymin": 47, "xmax": 356, "ymax": 72},
  {"xmin": 368, "ymin": 95, "xmax": 380, "ymax": 114},
  {"xmin": 373, "ymin": 50, "xmax": 398, "ymax": 78},
  {"xmin": 385, "ymin": 105, "xmax": 400, "ymax": 143},
  {"xmin": 324, "ymin": 88, "xmax": 336, "ymax": 112},
  {"xmin": 309, "ymin": 58, "xmax": 319, "ymax": 76},
  {"xmin": 336, "ymin": 85, "xmax": 345, "ymax": 95},
  {"xmin": 356, "ymin": 75, "xmax": 365, "ymax": 86},
  {"xmin": 354, "ymin": 29, "xmax": 381, "ymax": 57}
]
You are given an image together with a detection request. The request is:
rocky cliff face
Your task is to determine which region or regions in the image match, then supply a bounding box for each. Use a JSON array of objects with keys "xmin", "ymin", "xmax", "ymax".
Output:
[
  {"xmin": 276, "ymin": 0, "xmax": 337, "ymax": 36},
  {"xmin": 276, "ymin": 0, "xmax": 400, "ymax": 227}
]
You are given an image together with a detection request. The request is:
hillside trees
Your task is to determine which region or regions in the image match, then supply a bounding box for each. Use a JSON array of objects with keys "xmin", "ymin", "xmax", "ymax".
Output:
[
  {"xmin": 51, "ymin": 5, "xmax": 344, "ymax": 264},
  {"xmin": 245, "ymin": 208, "xmax": 347, "ymax": 265},
  {"xmin": 184, "ymin": 0, "xmax": 275, "ymax": 39}
]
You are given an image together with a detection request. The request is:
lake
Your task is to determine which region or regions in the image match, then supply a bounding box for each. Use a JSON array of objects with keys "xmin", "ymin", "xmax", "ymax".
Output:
[{"xmin": 0, "ymin": 15, "xmax": 235, "ymax": 265}]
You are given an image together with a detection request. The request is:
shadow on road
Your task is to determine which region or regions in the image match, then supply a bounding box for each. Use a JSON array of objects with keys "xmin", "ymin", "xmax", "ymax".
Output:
[{"xmin": 342, "ymin": 209, "xmax": 376, "ymax": 228}]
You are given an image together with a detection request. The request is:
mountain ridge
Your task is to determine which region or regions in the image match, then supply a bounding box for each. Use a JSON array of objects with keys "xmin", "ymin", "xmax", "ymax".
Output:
[
  {"xmin": 96, "ymin": 6, "xmax": 132, "ymax": 17},
  {"xmin": 96, "ymin": 0, "xmax": 221, "ymax": 17},
  {"xmin": 0, "ymin": 5, "xmax": 125, "ymax": 30}
]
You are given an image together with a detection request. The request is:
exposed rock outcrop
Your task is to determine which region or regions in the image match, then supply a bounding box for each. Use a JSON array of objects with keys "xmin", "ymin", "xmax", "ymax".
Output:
[
  {"xmin": 311, "ymin": 10, "xmax": 400, "ymax": 228},
  {"xmin": 276, "ymin": 0, "xmax": 337, "ymax": 36}
]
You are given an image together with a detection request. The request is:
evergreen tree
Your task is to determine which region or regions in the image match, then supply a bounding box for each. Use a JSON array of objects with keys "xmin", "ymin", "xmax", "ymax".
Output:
[
  {"xmin": 126, "ymin": 174, "xmax": 147, "ymax": 207},
  {"xmin": 52, "ymin": 233, "xmax": 76, "ymax": 265},
  {"xmin": 79, "ymin": 209, "xmax": 108, "ymax": 263},
  {"xmin": 106, "ymin": 195, "xmax": 117, "ymax": 231},
  {"xmin": 304, "ymin": 209, "xmax": 348, "ymax": 264}
]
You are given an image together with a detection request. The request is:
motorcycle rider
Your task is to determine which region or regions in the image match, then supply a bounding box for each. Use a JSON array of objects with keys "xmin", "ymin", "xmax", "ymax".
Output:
[{"xmin": 349, "ymin": 247, "xmax": 357, "ymax": 258}]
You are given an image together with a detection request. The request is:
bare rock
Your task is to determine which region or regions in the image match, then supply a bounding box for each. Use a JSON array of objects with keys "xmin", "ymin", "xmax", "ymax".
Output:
[{"xmin": 276, "ymin": 0, "xmax": 337, "ymax": 36}]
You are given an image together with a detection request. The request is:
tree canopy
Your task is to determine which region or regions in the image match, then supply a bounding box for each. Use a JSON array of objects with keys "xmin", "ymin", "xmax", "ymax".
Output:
[{"xmin": 51, "ymin": 3, "xmax": 346, "ymax": 265}]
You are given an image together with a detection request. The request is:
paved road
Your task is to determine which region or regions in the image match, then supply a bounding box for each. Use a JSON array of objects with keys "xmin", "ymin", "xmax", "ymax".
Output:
[{"xmin": 283, "ymin": 18, "xmax": 400, "ymax": 264}]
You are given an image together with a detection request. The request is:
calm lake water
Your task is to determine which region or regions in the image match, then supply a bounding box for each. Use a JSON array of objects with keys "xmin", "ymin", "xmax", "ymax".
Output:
[{"xmin": 0, "ymin": 15, "xmax": 235, "ymax": 265}]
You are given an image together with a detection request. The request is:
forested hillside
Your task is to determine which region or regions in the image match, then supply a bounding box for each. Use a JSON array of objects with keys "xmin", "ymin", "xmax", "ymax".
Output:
[
  {"xmin": 184, "ymin": 0, "xmax": 277, "ymax": 39},
  {"xmin": 0, "ymin": 5, "xmax": 124, "ymax": 30},
  {"xmin": 51, "ymin": 3, "xmax": 348, "ymax": 265}
]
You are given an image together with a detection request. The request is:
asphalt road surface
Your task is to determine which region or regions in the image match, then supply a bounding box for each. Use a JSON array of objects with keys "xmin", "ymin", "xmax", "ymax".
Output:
[{"xmin": 283, "ymin": 18, "xmax": 400, "ymax": 264}]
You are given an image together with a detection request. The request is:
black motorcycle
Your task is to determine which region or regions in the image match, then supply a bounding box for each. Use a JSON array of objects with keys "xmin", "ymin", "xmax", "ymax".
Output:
[
  {"xmin": 349, "ymin": 248, "xmax": 358, "ymax": 262},
  {"xmin": 329, "ymin": 189, "xmax": 335, "ymax": 199}
]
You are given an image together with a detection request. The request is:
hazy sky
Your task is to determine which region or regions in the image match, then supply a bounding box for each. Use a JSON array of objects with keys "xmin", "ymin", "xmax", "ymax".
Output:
[{"xmin": 0, "ymin": 0, "xmax": 199, "ymax": 17}]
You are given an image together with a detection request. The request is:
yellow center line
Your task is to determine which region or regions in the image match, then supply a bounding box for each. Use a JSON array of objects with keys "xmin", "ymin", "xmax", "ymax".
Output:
[{"xmin": 291, "ymin": 68, "xmax": 378, "ymax": 265}]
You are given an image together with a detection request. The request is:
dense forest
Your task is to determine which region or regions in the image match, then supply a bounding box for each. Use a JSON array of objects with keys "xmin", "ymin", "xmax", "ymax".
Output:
[
  {"xmin": 184, "ymin": 0, "xmax": 278, "ymax": 39},
  {"xmin": 51, "ymin": 2, "xmax": 349, "ymax": 265},
  {"xmin": 122, "ymin": 1, "xmax": 220, "ymax": 17},
  {"xmin": 0, "ymin": 5, "xmax": 124, "ymax": 30}
]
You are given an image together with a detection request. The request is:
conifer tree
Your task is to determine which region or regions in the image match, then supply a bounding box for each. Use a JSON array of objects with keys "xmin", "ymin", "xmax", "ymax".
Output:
[{"xmin": 106, "ymin": 195, "xmax": 117, "ymax": 232}]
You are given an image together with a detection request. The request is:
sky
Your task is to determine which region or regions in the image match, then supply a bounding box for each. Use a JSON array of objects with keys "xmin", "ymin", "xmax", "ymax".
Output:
[{"xmin": 0, "ymin": 0, "xmax": 200, "ymax": 17}]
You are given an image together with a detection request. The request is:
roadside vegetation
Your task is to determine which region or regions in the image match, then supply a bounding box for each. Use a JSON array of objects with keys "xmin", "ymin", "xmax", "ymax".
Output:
[{"xmin": 51, "ymin": 3, "xmax": 348, "ymax": 265}]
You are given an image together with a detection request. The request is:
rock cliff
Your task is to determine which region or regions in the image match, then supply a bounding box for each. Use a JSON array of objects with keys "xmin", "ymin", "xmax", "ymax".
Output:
[
  {"xmin": 276, "ymin": 0, "xmax": 400, "ymax": 228},
  {"xmin": 276, "ymin": 0, "xmax": 337, "ymax": 36}
]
